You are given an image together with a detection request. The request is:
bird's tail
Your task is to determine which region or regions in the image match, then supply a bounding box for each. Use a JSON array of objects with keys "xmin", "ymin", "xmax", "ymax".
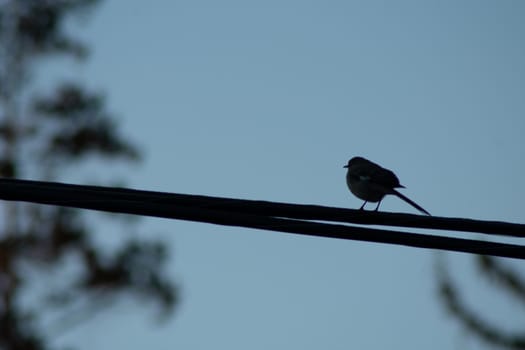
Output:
[{"xmin": 392, "ymin": 189, "xmax": 431, "ymax": 216}]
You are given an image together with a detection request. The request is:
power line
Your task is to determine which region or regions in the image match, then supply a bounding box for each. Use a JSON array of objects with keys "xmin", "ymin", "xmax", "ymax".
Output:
[{"xmin": 0, "ymin": 178, "xmax": 524, "ymax": 259}]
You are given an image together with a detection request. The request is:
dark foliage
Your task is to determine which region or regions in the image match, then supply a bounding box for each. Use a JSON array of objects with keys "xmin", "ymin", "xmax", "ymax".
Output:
[
  {"xmin": 0, "ymin": 1, "xmax": 177, "ymax": 349},
  {"xmin": 33, "ymin": 83, "xmax": 140, "ymax": 160},
  {"xmin": 437, "ymin": 256, "xmax": 525, "ymax": 349}
]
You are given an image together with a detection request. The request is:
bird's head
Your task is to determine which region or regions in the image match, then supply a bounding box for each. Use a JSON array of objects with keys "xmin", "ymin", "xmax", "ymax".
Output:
[{"xmin": 343, "ymin": 156, "xmax": 367, "ymax": 168}]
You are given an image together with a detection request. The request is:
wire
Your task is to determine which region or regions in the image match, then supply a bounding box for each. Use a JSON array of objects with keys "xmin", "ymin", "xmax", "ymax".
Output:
[{"xmin": 0, "ymin": 178, "xmax": 524, "ymax": 260}]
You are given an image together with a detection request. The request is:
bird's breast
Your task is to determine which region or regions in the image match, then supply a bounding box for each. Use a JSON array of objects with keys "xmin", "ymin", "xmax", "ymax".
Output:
[{"xmin": 346, "ymin": 173, "xmax": 387, "ymax": 202}]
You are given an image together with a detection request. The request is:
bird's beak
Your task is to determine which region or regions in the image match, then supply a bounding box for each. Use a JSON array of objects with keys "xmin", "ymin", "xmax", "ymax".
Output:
[{"xmin": 343, "ymin": 165, "xmax": 348, "ymax": 168}]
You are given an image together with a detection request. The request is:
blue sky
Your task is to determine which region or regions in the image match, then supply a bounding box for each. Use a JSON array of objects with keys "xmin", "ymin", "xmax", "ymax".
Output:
[{"xmin": 44, "ymin": 1, "xmax": 525, "ymax": 349}]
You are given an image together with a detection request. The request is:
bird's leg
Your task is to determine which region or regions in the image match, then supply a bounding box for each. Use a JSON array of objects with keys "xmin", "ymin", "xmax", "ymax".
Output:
[
  {"xmin": 374, "ymin": 200, "xmax": 382, "ymax": 211},
  {"xmin": 360, "ymin": 201, "xmax": 367, "ymax": 210}
]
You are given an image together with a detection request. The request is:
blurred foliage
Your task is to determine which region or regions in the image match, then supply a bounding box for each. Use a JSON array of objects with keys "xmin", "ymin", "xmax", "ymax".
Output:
[
  {"xmin": 10, "ymin": 0, "xmax": 97, "ymax": 58},
  {"xmin": 436, "ymin": 255, "xmax": 525, "ymax": 349},
  {"xmin": 0, "ymin": 1, "xmax": 177, "ymax": 349},
  {"xmin": 33, "ymin": 84, "xmax": 140, "ymax": 160}
]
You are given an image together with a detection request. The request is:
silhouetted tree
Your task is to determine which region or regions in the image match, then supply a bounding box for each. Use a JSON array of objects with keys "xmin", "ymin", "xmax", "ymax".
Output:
[
  {"xmin": 437, "ymin": 255, "xmax": 525, "ymax": 349},
  {"xmin": 0, "ymin": 1, "xmax": 177, "ymax": 349}
]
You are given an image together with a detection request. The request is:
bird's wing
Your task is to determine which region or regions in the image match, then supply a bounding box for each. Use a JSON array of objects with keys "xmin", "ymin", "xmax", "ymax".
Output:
[{"xmin": 351, "ymin": 160, "xmax": 402, "ymax": 189}]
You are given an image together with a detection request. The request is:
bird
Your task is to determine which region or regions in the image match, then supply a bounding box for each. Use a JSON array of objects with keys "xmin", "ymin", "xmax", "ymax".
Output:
[{"xmin": 344, "ymin": 156, "xmax": 430, "ymax": 215}]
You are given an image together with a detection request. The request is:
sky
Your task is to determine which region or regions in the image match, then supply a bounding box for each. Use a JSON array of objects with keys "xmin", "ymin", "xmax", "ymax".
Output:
[{"xmin": 39, "ymin": 0, "xmax": 525, "ymax": 349}]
